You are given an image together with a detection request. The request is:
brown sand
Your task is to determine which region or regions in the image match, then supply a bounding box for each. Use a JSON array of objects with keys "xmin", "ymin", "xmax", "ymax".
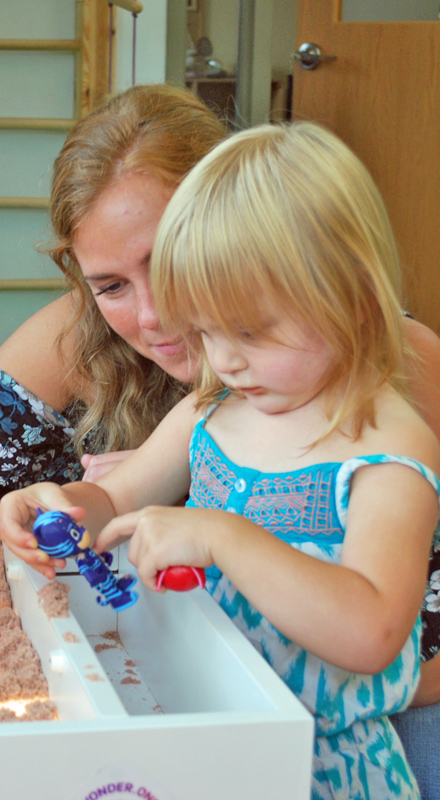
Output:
[
  {"xmin": 0, "ymin": 545, "xmax": 57, "ymax": 721},
  {"xmin": 37, "ymin": 580, "xmax": 71, "ymax": 618}
]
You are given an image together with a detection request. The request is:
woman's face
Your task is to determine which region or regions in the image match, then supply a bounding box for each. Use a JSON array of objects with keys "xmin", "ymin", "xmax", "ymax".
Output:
[{"xmin": 72, "ymin": 172, "xmax": 198, "ymax": 383}]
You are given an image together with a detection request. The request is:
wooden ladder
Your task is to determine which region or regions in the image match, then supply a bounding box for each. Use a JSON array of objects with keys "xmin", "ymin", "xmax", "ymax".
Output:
[{"xmin": 0, "ymin": 0, "xmax": 112, "ymax": 292}]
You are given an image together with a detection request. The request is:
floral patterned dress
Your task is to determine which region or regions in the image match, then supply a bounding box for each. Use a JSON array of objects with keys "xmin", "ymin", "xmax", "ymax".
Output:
[
  {"xmin": 186, "ymin": 406, "xmax": 440, "ymax": 800},
  {"xmin": 0, "ymin": 370, "xmax": 84, "ymax": 497}
]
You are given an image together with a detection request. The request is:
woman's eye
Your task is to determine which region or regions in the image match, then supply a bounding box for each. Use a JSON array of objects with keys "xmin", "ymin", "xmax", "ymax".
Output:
[{"xmin": 95, "ymin": 281, "xmax": 124, "ymax": 297}]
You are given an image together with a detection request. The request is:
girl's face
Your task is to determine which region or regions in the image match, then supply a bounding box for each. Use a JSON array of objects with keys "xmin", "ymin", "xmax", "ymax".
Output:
[
  {"xmin": 195, "ymin": 308, "xmax": 335, "ymax": 415},
  {"xmin": 72, "ymin": 172, "xmax": 198, "ymax": 383}
]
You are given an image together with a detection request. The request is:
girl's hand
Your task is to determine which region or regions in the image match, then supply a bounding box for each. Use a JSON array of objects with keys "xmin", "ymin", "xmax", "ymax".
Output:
[
  {"xmin": 0, "ymin": 484, "xmax": 86, "ymax": 579},
  {"xmin": 95, "ymin": 506, "xmax": 215, "ymax": 592},
  {"xmin": 81, "ymin": 450, "xmax": 136, "ymax": 483}
]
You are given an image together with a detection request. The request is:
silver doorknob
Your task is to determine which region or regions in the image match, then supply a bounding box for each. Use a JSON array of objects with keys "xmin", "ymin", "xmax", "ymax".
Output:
[{"xmin": 293, "ymin": 42, "xmax": 337, "ymax": 70}]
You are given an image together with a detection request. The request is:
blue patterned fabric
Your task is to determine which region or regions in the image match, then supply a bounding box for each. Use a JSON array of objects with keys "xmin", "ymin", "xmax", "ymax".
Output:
[
  {"xmin": 187, "ymin": 410, "xmax": 440, "ymax": 799},
  {"xmin": 0, "ymin": 370, "xmax": 83, "ymax": 497}
]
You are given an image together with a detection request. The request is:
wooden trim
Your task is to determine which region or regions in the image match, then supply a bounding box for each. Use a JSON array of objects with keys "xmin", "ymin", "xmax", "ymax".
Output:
[
  {"xmin": 0, "ymin": 197, "xmax": 49, "ymax": 209},
  {"xmin": 0, "ymin": 39, "xmax": 81, "ymax": 51},
  {"xmin": 75, "ymin": 0, "xmax": 85, "ymax": 119},
  {"xmin": 110, "ymin": 0, "xmax": 143, "ymax": 13},
  {"xmin": 0, "ymin": 118, "xmax": 74, "ymax": 130},
  {"xmin": 80, "ymin": 0, "xmax": 111, "ymax": 115},
  {"xmin": 0, "ymin": 280, "xmax": 66, "ymax": 291}
]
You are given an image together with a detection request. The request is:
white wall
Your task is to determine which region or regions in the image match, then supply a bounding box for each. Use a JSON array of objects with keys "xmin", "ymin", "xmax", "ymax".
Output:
[
  {"xmin": 203, "ymin": 0, "xmax": 297, "ymax": 78},
  {"xmin": 114, "ymin": 0, "xmax": 168, "ymax": 91},
  {"xmin": 0, "ymin": 0, "xmax": 169, "ymax": 345}
]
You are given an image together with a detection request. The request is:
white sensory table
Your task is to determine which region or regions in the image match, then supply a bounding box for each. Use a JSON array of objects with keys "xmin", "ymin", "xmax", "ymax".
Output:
[{"xmin": 2, "ymin": 544, "xmax": 313, "ymax": 800}]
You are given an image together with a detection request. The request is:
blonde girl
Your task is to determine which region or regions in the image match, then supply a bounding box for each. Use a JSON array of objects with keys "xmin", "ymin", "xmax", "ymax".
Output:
[{"xmin": 1, "ymin": 122, "xmax": 440, "ymax": 799}]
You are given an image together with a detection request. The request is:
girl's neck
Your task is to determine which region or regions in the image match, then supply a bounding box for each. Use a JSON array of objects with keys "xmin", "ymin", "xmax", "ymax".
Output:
[{"xmin": 204, "ymin": 383, "xmax": 402, "ymax": 475}]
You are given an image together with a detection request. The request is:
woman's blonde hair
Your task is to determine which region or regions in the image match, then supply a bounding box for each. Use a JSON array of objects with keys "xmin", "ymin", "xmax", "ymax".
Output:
[
  {"xmin": 48, "ymin": 84, "xmax": 227, "ymax": 453},
  {"xmin": 152, "ymin": 121, "xmax": 407, "ymax": 441}
]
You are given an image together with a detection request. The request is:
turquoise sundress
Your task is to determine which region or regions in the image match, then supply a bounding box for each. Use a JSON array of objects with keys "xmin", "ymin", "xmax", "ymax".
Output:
[{"xmin": 186, "ymin": 407, "xmax": 440, "ymax": 800}]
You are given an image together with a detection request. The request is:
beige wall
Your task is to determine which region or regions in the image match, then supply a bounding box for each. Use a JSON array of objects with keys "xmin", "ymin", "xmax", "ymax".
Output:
[{"xmin": 202, "ymin": 0, "xmax": 297, "ymax": 77}]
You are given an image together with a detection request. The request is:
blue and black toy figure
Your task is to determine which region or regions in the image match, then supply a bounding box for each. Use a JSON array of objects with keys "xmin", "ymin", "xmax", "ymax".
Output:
[{"xmin": 33, "ymin": 510, "xmax": 138, "ymax": 611}]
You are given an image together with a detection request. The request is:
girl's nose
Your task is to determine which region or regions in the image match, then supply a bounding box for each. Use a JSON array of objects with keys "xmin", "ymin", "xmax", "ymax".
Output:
[{"xmin": 209, "ymin": 340, "xmax": 247, "ymax": 375}]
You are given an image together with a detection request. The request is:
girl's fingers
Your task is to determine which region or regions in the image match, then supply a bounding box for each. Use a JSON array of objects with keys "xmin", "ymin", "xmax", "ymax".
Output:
[
  {"xmin": 2, "ymin": 539, "xmax": 66, "ymax": 578},
  {"xmin": 94, "ymin": 511, "xmax": 140, "ymax": 553}
]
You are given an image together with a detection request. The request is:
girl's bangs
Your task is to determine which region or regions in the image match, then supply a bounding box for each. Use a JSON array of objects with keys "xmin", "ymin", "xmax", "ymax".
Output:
[{"xmin": 176, "ymin": 252, "xmax": 274, "ymax": 337}]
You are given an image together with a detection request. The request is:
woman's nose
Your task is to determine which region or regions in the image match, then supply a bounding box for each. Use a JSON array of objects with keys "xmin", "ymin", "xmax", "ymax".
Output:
[{"xmin": 137, "ymin": 286, "xmax": 160, "ymax": 330}]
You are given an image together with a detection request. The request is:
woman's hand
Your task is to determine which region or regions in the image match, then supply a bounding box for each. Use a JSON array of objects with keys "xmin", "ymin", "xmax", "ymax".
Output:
[
  {"xmin": 81, "ymin": 451, "xmax": 136, "ymax": 483},
  {"xmin": 0, "ymin": 484, "xmax": 86, "ymax": 579},
  {"xmin": 95, "ymin": 506, "xmax": 216, "ymax": 592}
]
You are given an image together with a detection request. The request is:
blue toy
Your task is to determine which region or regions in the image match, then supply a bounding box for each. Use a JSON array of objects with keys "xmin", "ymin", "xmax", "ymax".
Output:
[{"xmin": 33, "ymin": 510, "xmax": 138, "ymax": 611}]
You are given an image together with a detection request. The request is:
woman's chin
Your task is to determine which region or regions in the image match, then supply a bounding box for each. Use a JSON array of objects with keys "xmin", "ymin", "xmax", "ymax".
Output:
[{"xmin": 154, "ymin": 350, "xmax": 199, "ymax": 384}]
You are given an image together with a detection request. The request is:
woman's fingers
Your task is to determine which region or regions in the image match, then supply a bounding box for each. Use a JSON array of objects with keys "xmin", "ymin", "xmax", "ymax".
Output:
[{"xmin": 81, "ymin": 451, "xmax": 136, "ymax": 482}]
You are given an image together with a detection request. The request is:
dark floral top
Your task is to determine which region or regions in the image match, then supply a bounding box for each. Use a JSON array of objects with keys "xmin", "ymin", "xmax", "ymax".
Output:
[
  {"xmin": 421, "ymin": 541, "xmax": 440, "ymax": 661},
  {"xmin": 0, "ymin": 370, "xmax": 84, "ymax": 498}
]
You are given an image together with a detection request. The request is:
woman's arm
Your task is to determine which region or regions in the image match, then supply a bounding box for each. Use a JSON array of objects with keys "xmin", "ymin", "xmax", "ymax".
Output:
[
  {"xmin": 81, "ymin": 451, "xmax": 136, "ymax": 483},
  {"xmin": 404, "ymin": 316, "xmax": 440, "ymax": 440},
  {"xmin": 412, "ymin": 655, "xmax": 440, "ymax": 706},
  {"xmin": 0, "ymin": 292, "xmax": 87, "ymax": 412},
  {"xmin": 403, "ymin": 318, "xmax": 440, "ymax": 701}
]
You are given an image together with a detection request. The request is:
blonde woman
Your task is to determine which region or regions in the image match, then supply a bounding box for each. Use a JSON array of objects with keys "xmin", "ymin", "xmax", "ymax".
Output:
[
  {"xmin": 2, "ymin": 122, "xmax": 440, "ymax": 799},
  {"xmin": 0, "ymin": 84, "xmax": 227, "ymax": 492}
]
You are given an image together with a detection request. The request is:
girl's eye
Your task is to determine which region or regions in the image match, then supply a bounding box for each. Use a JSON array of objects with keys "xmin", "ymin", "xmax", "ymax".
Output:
[
  {"xmin": 95, "ymin": 281, "xmax": 125, "ymax": 297},
  {"xmin": 238, "ymin": 329, "xmax": 255, "ymax": 340}
]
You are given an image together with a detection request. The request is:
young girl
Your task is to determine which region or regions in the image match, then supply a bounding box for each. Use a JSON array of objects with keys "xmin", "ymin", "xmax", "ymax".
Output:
[{"xmin": 1, "ymin": 122, "xmax": 440, "ymax": 800}]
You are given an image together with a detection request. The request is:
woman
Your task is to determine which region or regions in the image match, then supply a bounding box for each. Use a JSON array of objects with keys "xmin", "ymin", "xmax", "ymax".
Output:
[
  {"xmin": 0, "ymin": 84, "xmax": 227, "ymax": 495},
  {"xmin": 0, "ymin": 83, "xmax": 439, "ymax": 797}
]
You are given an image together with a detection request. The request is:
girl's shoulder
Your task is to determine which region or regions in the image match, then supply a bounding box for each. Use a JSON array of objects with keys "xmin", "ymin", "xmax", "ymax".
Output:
[
  {"xmin": 360, "ymin": 387, "xmax": 440, "ymax": 474},
  {"xmin": 0, "ymin": 292, "xmax": 91, "ymax": 413}
]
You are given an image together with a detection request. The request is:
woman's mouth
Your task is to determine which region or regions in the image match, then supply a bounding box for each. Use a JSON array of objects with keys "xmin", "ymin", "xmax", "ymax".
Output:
[{"xmin": 151, "ymin": 339, "xmax": 187, "ymax": 357}]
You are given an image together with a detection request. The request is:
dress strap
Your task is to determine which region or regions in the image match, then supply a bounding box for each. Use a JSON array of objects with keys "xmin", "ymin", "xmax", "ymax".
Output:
[
  {"xmin": 335, "ymin": 454, "xmax": 440, "ymax": 533},
  {"xmin": 201, "ymin": 388, "xmax": 230, "ymax": 424}
]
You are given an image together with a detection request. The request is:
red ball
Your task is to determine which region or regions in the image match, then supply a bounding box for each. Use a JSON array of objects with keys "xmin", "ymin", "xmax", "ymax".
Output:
[{"xmin": 156, "ymin": 566, "xmax": 206, "ymax": 592}]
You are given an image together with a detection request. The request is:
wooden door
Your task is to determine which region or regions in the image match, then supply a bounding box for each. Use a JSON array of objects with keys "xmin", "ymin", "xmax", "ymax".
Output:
[{"xmin": 293, "ymin": 1, "xmax": 440, "ymax": 335}]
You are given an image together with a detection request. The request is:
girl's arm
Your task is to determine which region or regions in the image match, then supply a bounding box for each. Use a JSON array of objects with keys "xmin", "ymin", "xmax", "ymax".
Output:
[
  {"xmin": 0, "ymin": 481, "xmax": 115, "ymax": 579},
  {"xmin": 0, "ymin": 394, "xmax": 197, "ymax": 577},
  {"xmin": 96, "ymin": 439, "xmax": 440, "ymax": 675}
]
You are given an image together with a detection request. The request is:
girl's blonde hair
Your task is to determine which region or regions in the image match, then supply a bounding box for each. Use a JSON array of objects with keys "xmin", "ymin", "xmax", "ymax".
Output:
[
  {"xmin": 152, "ymin": 121, "xmax": 407, "ymax": 441},
  {"xmin": 48, "ymin": 84, "xmax": 227, "ymax": 454}
]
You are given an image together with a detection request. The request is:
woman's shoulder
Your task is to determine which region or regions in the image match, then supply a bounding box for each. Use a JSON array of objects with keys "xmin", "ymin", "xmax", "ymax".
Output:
[
  {"xmin": 403, "ymin": 315, "xmax": 440, "ymax": 356},
  {"xmin": 403, "ymin": 317, "xmax": 440, "ymax": 441},
  {"xmin": 0, "ymin": 292, "xmax": 89, "ymax": 413}
]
